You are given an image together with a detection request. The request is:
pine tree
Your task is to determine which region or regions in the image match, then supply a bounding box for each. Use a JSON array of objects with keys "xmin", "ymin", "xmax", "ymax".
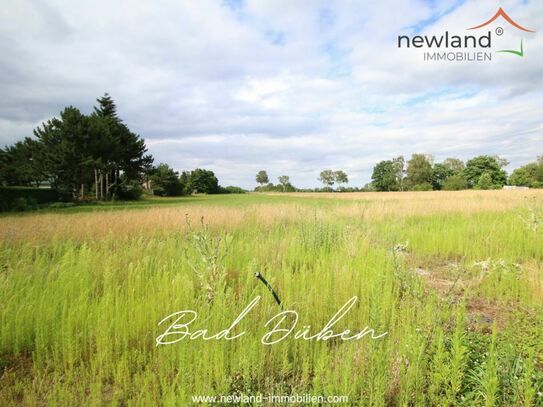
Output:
[{"xmin": 94, "ymin": 93, "xmax": 119, "ymax": 120}]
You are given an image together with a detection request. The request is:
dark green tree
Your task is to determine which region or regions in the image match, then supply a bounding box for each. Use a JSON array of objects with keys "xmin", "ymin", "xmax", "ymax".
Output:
[
  {"xmin": 432, "ymin": 163, "xmax": 454, "ymax": 190},
  {"xmin": 94, "ymin": 93, "xmax": 119, "ymax": 120},
  {"xmin": 190, "ymin": 168, "xmax": 219, "ymax": 194},
  {"xmin": 33, "ymin": 106, "xmax": 95, "ymax": 199},
  {"xmin": 371, "ymin": 160, "xmax": 398, "ymax": 191},
  {"xmin": 464, "ymin": 155, "xmax": 507, "ymax": 188},
  {"xmin": 508, "ymin": 162, "xmax": 543, "ymax": 188},
  {"xmin": 150, "ymin": 163, "xmax": 185, "ymax": 196},
  {"xmin": 256, "ymin": 170, "xmax": 269, "ymax": 186},
  {"xmin": 0, "ymin": 138, "xmax": 44, "ymax": 186},
  {"xmin": 91, "ymin": 94, "xmax": 153, "ymax": 199},
  {"xmin": 26, "ymin": 95, "xmax": 153, "ymax": 200}
]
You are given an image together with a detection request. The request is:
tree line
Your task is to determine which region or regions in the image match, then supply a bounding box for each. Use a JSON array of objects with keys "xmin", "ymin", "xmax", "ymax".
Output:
[
  {"xmin": 148, "ymin": 164, "xmax": 244, "ymax": 196},
  {"xmin": 2, "ymin": 97, "xmax": 541, "ymax": 199},
  {"xmin": 370, "ymin": 154, "xmax": 543, "ymax": 192},
  {"xmin": 0, "ymin": 94, "xmax": 244, "ymax": 202},
  {"xmin": 254, "ymin": 154, "xmax": 542, "ymax": 193},
  {"xmin": 1, "ymin": 94, "xmax": 152, "ymax": 200},
  {"xmin": 254, "ymin": 169, "xmax": 348, "ymax": 192}
]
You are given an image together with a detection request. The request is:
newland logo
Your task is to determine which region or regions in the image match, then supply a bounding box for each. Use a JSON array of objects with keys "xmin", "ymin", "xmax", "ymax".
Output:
[{"xmin": 398, "ymin": 8, "xmax": 535, "ymax": 62}]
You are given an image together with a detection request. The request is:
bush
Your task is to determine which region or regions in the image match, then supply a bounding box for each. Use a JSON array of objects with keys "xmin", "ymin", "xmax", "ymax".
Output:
[
  {"xmin": 26, "ymin": 197, "xmax": 38, "ymax": 210},
  {"xmin": 443, "ymin": 175, "xmax": 468, "ymax": 191},
  {"xmin": 412, "ymin": 182, "xmax": 433, "ymax": 191},
  {"xmin": 11, "ymin": 197, "xmax": 29, "ymax": 211},
  {"xmin": 282, "ymin": 183, "xmax": 296, "ymax": 192},
  {"xmin": 0, "ymin": 187, "xmax": 70, "ymax": 212},
  {"xmin": 221, "ymin": 186, "xmax": 246, "ymax": 194},
  {"xmin": 117, "ymin": 181, "xmax": 143, "ymax": 200},
  {"xmin": 254, "ymin": 183, "xmax": 281, "ymax": 192},
  {"xmin": 0, "ymin": 196, "xmax": 9, "ymax": 212},
  {"xmin": 476, "ymin": 172, "xmax": 496, "ymax": 190}
]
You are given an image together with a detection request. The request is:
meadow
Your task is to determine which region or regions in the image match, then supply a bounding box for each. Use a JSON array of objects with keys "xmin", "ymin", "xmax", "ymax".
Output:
[{"xmin": 0, "ymin": 191, "xmax": 542, "ymax": 406}]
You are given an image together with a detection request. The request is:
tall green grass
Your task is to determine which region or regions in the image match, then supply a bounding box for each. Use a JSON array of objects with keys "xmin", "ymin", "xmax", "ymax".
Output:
[{"xmin": 0, "ymin": 194, "xmax": 542, "ymax": 405}]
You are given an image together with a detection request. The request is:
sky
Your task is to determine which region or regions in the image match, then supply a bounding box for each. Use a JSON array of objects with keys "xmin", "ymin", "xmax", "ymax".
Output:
[{"xmin": 0, "ymin": 0, "xmax": 542, "ymax": 188}]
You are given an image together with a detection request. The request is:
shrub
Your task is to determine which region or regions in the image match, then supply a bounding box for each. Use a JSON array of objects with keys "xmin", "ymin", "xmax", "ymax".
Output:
[
  {"xmin": 221, "ymin": 186, "xmax": 246, "ymax": 194},
  {"xmin": 0, "ymin": 187, "xmax": 70, "ymax": 212},
  {"xmin": 254, "ymin": 183, "xmax": 280, "ymax": 192},
  {"xmin": 476, "ymin": 172, "xmax": 495, "ymax": 190},
  {"xmin": 443, "ymin": 175, "xmax": 469, "ymax": 191},
  {"xmin": 412, "ymin": 182, "xmax": 433, "ymax": 191},
  {"xmin": 11, "ymin": 197, "xmax": 29, "ymax": 211},
  {"xmin": 26, "ymin": 197, "xmax": 38, "ymax": 210},
  {"xmin": 117, "ymin": 181, "xmax": 143, "ymax": 200}
]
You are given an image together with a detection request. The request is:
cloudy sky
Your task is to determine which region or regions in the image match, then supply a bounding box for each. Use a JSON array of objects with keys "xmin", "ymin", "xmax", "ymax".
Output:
[{"xmin": 1, "ymin": 0, "xmax": 542, "ymax": 188}]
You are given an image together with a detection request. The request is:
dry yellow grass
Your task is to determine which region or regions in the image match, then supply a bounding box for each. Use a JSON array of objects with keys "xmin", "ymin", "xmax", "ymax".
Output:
[
  {"xmin": 278, "ymin": 190, "xmax": 543, "ymax": 203},
  {"xmin": 1, "ymin": 190, "xmax": 542, "ymax": 243},
  {"xmin": 283, "ymin": 190, "xmax": 543, "ymax": 219},
  {"xmin": 0, "ymin": 204, "xmax": 306, "ymax": 243}
]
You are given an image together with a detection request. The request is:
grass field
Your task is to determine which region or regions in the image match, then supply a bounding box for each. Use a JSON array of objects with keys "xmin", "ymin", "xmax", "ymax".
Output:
[{"xmin": 1, "ymin": 191, "xmax": 542, "ymax": 406}]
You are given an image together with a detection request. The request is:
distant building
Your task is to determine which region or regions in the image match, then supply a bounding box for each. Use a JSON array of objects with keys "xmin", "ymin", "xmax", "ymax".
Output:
[{"xmin": 503, "ymin": 185, "xmax": 529, "ymax": 190}]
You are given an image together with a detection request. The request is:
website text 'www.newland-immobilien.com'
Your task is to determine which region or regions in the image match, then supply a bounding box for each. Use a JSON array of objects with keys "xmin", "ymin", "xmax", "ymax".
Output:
[{"xmin": 192, "ymin": 393, "xmax": 349, "ymax": 404}]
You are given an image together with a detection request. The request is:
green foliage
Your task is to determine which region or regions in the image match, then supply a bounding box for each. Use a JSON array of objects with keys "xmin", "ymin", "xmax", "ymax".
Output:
[
  {"xmin": 274, "ymin": 175, "xmax": 296, "ymax": 192},
  {"xmin": 1, "ymin": 194, "xmax": 543, "ymax": 404},
  {"xmin": 93, "ymin": 93, "xmax": 118, "ymax": 119},
  {"xmin": 412, "ymin": 182, "xmax": 433, "ymax": 191},
  {"xmin": 318, "ymin": 169, "xmax": 335, "ymax": 187},
  {"xmin": 405, "ymin": 154, "xmax": 433, "ymax": 189},
  {"xmin": 0, "ymin": 186, "xmax": 68, "ymax": 212},
  {"xmin": 254, "ymin": 182, "xmax": 281, "ymax": 192},
  {"xmin": 2, "ymin": 94, "xmax": 153, "ymax": 201},
  {"xmin": 11, "ymin": 197, "xmax": 33, "ymax": 211},
  {"xmin": 149, "ymin": 163, "xmax": 185, "ymax": 196},
  {"xmin": 371, "ymin": 160, "xmax": 398, "ymax": 191},
  {"xmin": 277, "ymin": 175, "xmax": 290, "ymax": 190},
  {"xmin": 32, "ymin": 106, "xmax": 93, "ymax": 196},
  {"xmin": 117, "ymin": 180, "xmax": 144, "ymax": 201},
  {"xmin": 298, "ymin": 213, "xmax": 341, "ymax": 252},
  {"xmin": 220, "ymin": 186, "xmax": 246, "ymax": 194},
  {"xmin": 190, "ymin": 168, "xmax": 220, "ymax": 194},
  {"xmin": 465, "ymin": 156, "xmax": 507, "ymax": 189},
  {"xmin": 432, "ymin": 163, "xmax": 454, "ymax": 190},
  {"xmin": 509, "ymin": 162, "xmax": 543, "ymax": 188},
  {"xmin": 0, "ymin": 138, "xmax": 43, "ymax": 187},
  {"xmin": 443, "ymin": 174, "xmax": 469, "ymax": 191},
  {"xmin": 333, "ymin": 170, "xmax": 348, "ymax": 186},
  {"xmin": 282, "ymin": 183, "xmax": 296, "ymax": 192},
  {"xmin": 179, "ymin": 171, "xmax": 193, "ymax": 194},
  {"xmin": 256, "ymin": 170, "xmax": 269, "ymax": 185},
  {"xmin": 476, "ymin": 172, "xmax": 496, "ymax": 190}
]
